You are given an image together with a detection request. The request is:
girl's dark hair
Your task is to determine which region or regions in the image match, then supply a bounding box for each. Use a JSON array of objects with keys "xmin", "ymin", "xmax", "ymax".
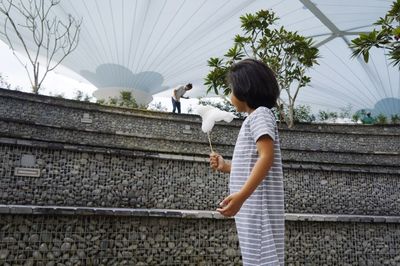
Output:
[{"xmin": 227, "ymin": 58, "xmax": 279, "ymax": 109}]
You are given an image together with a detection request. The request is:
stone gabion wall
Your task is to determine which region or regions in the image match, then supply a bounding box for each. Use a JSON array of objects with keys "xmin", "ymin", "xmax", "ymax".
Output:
[
  {"xmin": 0, "ymin": 92, "xmax": 237, "ymax": 146},
  {"xmin": 283, "ymin": 149, "xmax": 400, "ymax": 167},
  {"xmin": 0, "ymin": 143, "xmax": 228, "ymax": 210},
  {"xmin": 0, "ymin": 214, "xmax": 240, "ymax": 266},
  {"xmin": 0, "ymin": 119, "xmax": 234, "ymax": 157},
  {"xmin": 1, "ymin": 118, "xmax": 399, "ymax": 166},
  {"xmin": 285, "ymin": 221, "xmax": 400, "ymax": 266},
  {"xmin": 280, "ymin": 130, "xmax": 399, "ymax": 154},
  {"xmin": 1, "ymin": 142, "xmax": 399, "ymax": 216},
  {"xmin": 1, "ymin": 214, "xmax": 400, "ymax": 266},
  {"xmin": 1, "ymin": 88, "xmax": 400, "ymax": 265},
  {"xmin": 285, "ymin": 168, "xmax": 400, "ymax": 215},
  {"xmin": 0, "ymin": 88, "xmax": 399, "ymax": 156}
]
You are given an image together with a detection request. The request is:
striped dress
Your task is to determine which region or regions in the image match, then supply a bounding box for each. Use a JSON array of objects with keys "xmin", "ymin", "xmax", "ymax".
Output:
[{"xmin": 230, "ymin": 106, "xmax": 285, "ymax": 266}]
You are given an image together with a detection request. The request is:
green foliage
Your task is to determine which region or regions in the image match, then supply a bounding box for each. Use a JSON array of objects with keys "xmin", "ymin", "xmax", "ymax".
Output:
[
  {"xmin": 352, "ymin": 113, "xmax": 361, "ymax": 122},
  {"xmin": 204, "ymin": 9, "xmax": 319, "ymax": 128},
  {"xmin": 75, "ymin": 90, "xmax": 92, "ymax": 102},
  {"xmin": 96, "ymin": 99, "xmax": 106, "ymax": 105},
  {"xmin": 74, "ymin": 90, "xmax": 84, "ymax": 101},
  {"xmin": 357, "ymin": 113, "xmax": 400, "ymax": 125},
  {"xmin": 318, "ymin": 110, "xmax": 338, "ymax": 121},
  {"xmin": 83, "ymin": 95, "xmax": 92, "ymax": 102},
  {"xmin": 275, "ymin": 104, "xmax": 315, "ymax": 123},
  {"xmin": 119, "ymin": 91, "xmax": 138, "ymax": 108},
  {"xmin": 97, "ymin": 91, "xmax": 139, "ymax": 109},
  {"xmin": 108, "ymin": 97, "xmax": 118, "ymax": 106},
  {"xmin": 391, "ymin": 114, "xmax": 400, "ymax": 124},
  {"xmin": 204, "ymin": 57, "xmax": 230, "ymax": 95},
  {"xmin": 291, "ymin": 105, "xmax": 315, "ymax": 123},
  {"xmin": 351, "ymin": 0, "xmax": 400, "ymax": 68},
  {"xmin": 375, "ymin": 114, "xmax": 388, "ymax": 124}
]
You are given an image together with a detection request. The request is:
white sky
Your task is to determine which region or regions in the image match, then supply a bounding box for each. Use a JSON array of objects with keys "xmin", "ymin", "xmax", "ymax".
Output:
[{"xmin": 0, "ymin": 40, "xmax": 96, "ymax": 97}]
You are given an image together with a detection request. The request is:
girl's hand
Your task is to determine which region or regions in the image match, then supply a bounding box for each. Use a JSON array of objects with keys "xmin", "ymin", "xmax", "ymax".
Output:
[
  {"xmin": 209, "ymin": 152, "xmax": 225, "ymax": 171},
  {"xmin": 217, "ymin": 192, "xmax": 246, "ymax": 217}
]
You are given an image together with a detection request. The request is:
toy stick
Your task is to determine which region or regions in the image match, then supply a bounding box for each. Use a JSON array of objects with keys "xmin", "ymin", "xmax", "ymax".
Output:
[{"xmin": 207, "ymin": 132, "xmax": 214, "ymax": 153}]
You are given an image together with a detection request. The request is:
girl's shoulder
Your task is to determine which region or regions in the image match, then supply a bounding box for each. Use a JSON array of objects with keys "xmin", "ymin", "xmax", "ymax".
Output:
[
  {"xmin": 248, "ymin": 106, "xmax": 275, "ymax": 121},
  {"xmin": 243, "ymin": 107, "xmax": 276, "ymax": 131},
  {"xmin": 245, "ymin": 107, "xmax": 277, "ymax": 141}
]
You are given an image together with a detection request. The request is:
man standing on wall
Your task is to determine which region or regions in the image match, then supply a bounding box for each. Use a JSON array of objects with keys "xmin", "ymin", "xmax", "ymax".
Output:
[{"xmin": 171, "ymin": 83, "xmax": 192, "ymax": 114}]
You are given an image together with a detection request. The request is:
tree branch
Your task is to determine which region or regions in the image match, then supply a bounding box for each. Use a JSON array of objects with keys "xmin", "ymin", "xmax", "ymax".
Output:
[{"xmin": 0, "ymin": 0, "xmax": 81, "ymax": 93}]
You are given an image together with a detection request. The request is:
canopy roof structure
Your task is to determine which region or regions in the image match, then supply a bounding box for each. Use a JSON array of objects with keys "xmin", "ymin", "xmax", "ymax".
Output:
[{"xmin": 1, "ymin": 0, "xmax": 399, "ymax": 115}]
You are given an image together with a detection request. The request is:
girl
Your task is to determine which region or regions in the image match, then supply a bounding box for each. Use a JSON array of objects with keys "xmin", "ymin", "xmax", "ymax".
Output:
[{"xmin": 210, "ymin": 58, "xmax": 284, "ymax": 265}]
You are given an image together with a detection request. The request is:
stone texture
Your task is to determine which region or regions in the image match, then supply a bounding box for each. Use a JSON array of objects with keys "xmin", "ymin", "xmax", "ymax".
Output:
[
  {"xmin": 0, "ymin": 144, "xmax": 399, "ymax": 215},
  {"xmin": 0, "ymin": 215, "xmax": 399, "ymax": 265},
  {"xmin": 0, "ymin": 88, "xmax": 399, "ymax": 265},
  {"xmin": 0, "ymin": 88, "xmax": 399, "ymax": 158}
]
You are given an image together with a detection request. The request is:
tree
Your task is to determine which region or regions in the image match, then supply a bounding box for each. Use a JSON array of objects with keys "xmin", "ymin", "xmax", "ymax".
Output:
[
  {"xmin": 375, "ymin": 114, "xmax": 388, "ymax": 124},
  {"xmin": 119, "ymin": 90, "xmax": 138, "ymax": 108},
  {"xmin": 97, "ymin": 91, "xmax": 139, "ymax": 109},
  {"xmin": 204, "ymin": 9, "xmax": 319, "ymax": 128},
  {"xmin": 0, "ymin": 0, "xmax": 81, "ymax": 94},
  {"xmin": 351, "ymin": 0, "xmax": 400, "ymax": 68},
  {"xmin": 391, "ymin": 114, "xmax": 400, "ymax": 124}
]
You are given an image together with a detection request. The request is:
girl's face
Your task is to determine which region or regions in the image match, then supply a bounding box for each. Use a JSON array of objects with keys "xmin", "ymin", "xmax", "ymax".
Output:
[{"xmin": 230, "ymin": 92, "xmax": 248, "ymax": 113}]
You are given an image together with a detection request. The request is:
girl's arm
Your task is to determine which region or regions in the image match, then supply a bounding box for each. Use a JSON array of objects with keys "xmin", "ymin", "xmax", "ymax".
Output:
[{"xmin": 217, "ymin": 135, "xmax": 274, "ymax": 217}]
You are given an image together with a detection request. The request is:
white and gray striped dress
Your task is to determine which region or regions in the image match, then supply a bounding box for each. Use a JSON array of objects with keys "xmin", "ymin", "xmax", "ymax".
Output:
[{"xmin": 230, "ymin": 106, "xmax": 285, "ymax": 266}]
